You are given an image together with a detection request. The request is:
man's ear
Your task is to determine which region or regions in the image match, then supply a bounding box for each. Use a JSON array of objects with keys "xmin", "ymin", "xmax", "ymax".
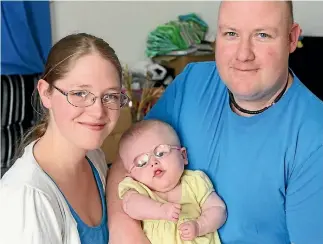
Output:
[
  {"xmin": 180, "ymin": 147, "xmax": 188, "ymax": 165},
  {"xmin": 289, "ymin": 23, "xmax": 302, "ymax": 54},
  {"xmin": 37, "ymin": 79, "xmax": 51, "ymax": 109}
]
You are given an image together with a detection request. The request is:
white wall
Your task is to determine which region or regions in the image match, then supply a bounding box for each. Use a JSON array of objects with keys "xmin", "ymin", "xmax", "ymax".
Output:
[{"xmin": 50, "ymin": 1, "xmax": 323, "ymax": 67}]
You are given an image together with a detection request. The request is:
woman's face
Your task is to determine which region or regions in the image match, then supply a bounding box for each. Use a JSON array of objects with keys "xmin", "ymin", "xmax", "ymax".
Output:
[{"xmin": 41, "ymin": 53, "xmax": 122, "ymax": 151}]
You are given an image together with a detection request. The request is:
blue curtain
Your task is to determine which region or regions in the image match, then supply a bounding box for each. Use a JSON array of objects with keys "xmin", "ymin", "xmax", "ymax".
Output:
[{"xmin": 1, "ymin": 1, "xmax": 52, "ymax": 75}]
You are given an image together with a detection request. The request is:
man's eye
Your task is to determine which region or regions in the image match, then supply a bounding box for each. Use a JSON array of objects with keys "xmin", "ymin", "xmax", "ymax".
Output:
[
  {"xmin": 225, "ymin": 32, "xmax": 237, "ymax": 37},
  {"xmin": 257, "ymin": 33, "xmax": 271, "ymax": 38}
]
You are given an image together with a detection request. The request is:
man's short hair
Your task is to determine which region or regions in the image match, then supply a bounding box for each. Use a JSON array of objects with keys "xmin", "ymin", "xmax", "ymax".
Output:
[{"xmin": 286, "ymin": 1, "xmax": 294, "ymax": 24}]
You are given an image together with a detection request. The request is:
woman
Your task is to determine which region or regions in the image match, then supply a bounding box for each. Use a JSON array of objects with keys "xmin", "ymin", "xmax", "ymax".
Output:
[{"xmin": 0, "ymin": 33, "xmax": 128, "ymax": 244}]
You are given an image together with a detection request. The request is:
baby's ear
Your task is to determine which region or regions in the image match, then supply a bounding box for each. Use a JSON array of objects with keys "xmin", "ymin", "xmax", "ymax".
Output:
[{"xmin": 180, "ymin": 147, "xmax": 188, "ymax": 165}]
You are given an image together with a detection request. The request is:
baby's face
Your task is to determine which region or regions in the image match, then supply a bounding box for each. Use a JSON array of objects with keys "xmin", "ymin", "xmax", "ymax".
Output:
[{"xmin": 121, "ymin": 127, "xmax": 187, "ymax": 192}]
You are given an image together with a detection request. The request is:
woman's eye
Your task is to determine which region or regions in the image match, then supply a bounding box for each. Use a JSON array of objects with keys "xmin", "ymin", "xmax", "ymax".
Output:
[
  {"xmin": 103, "ymin": 94, "xmax": 120, "ymax": 102},
  {"xmin": 71, "ymin": 91, "xmax": 88, "ymax": 97}
]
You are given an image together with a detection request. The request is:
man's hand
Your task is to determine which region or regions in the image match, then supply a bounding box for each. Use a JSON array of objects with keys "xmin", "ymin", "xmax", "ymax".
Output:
[
  {"xmin": 160, "ymin": 202, "xmax": 181, "ymax": 222},
  {"xmin": 178, "ymin": 220, "xmax": 199, "ymax": 240}
]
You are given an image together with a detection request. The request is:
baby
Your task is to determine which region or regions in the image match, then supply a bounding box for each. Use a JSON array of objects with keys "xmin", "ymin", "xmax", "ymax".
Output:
[{"xmin": 118, "ymin": 119, "xmax": 227, "ymax": 244}]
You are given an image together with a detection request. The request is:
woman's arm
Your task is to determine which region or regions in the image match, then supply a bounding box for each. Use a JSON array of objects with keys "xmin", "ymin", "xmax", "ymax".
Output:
[
  {"xmin": 106, "ymin": 156, "xmax": 150, "ymax": 244},
  {"xmin": 0, "ymin": 185, "xmax": 63, "ymax": 244}
]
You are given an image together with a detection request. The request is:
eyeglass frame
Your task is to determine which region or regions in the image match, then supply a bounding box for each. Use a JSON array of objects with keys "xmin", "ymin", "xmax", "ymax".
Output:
[
  {"xmin": 129, "ymin": 144, "xmax": 182, "ymax": 173},
  {"xmin": 52, "ymin": 84, "xmax": 129, "ymax": 109}
]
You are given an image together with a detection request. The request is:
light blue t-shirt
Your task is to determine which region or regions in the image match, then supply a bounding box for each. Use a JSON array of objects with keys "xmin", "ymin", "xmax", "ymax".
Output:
[{"xmin": 145, "ymin": 62, "xmax": 323, "ymax": 244}]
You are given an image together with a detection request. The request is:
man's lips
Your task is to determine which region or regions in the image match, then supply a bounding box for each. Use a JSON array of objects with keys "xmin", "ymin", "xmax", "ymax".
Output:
[
  {"xmin": 233, "ymin": 67, "xmax": 259, "ymax": 72},
  {"xmin": 78, "ymin": 122, "xmax": 106, "ymax": 131}
]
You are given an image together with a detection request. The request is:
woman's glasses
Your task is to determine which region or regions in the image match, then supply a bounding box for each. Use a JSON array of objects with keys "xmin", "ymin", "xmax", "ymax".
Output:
[{"xmin": 53, "ymin": 85, "xmax": 129, "ymax": 109}]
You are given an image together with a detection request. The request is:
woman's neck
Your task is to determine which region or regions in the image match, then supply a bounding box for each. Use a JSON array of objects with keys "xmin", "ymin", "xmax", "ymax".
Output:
[{"xmin": 33, "ymin": 127, "xmax": 88, "ymax": 178}]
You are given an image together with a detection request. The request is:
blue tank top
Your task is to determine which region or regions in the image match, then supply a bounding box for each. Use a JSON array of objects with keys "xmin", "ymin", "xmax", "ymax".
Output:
[
  {"xmin": 145, "ymin": 62, "xmax": 323, "ymax": 244},
  {"xmin": 67, "ymin": 158, "xmax": 108, "ymax": 244},
  {"xmin": 48, "ymin": 158, "xmax": 108, "ymax": 243}
]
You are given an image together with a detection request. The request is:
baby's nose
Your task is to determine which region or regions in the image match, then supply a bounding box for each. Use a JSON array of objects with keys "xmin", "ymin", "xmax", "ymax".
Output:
[{"xmin": 150, "ymin": 159, "xmax": 160, "ymax": 167}]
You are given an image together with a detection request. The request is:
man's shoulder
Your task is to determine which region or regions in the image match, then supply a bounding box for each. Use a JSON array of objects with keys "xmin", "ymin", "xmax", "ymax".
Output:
[
  {"xmin": 180, "ymin": 61, "xmax": 219, "ymax": 78},
  {"xmin": 174, "ymin": 61, "xmax": 225, "ymax": 94},
  {"xmin": 289, "ymin": 76, "xmax": 323, "ymax": 149},
  {"xmin": 293, "ymin": 76, "xmax": 323, "ymax": 124}
]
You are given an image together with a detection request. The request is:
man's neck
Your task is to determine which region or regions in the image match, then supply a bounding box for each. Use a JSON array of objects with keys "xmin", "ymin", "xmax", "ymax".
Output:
[{"xmin": 231, "ymin": 73, "xmax": 293, "ymax": 117}]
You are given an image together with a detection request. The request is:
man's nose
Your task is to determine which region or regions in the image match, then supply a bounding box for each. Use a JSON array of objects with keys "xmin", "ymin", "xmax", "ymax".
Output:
[{"xmin": 236, "ymin": 38, "xmax": 255, "ymax": 62}]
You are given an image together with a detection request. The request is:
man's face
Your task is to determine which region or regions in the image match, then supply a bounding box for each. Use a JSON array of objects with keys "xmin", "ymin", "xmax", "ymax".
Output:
[{"xmin": 215, "ymin": 1, "xmax": 300, "ymax": 102}]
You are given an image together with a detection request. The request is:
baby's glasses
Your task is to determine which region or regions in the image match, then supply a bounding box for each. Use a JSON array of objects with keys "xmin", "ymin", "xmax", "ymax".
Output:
[{"xmin": 129, "ymin": 144, "xmax": 181, "ymax": 173}]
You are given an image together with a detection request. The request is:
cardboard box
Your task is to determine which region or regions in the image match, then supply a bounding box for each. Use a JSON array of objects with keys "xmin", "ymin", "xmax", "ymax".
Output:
[
  {"xmin": 153, "ymin": 50, "xmax": 215, "ymax": 76},
  {"xmin": 101, "ymin": 107, "xmax": 132, "ymax": 164}
]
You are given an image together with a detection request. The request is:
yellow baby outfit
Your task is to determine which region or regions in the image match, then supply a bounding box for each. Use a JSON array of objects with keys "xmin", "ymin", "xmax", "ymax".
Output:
[{"xmin": 118, "ymin": 170, "xmax": 221, "ymax": 244}]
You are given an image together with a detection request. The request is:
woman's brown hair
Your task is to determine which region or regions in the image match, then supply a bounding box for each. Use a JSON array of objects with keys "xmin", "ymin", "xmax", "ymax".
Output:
[{"xmin": 14, "ymin": 33, "xmax": 122, "ymax": 159}]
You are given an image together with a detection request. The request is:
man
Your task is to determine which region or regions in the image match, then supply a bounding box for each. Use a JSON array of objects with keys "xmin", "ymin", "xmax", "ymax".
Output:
[{"xmin": 107, "ymin": 1, "xmax": 323, "ymax": 244}]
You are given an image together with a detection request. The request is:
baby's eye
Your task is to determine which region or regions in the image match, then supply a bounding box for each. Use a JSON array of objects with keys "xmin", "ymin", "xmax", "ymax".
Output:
[
  {"xmin": 137, "ymin": 160, "xmax": 147, "ymax": 167},
  {"xmin": 155, "ymin": 151, "xmax": 166, "ymax": 157}
]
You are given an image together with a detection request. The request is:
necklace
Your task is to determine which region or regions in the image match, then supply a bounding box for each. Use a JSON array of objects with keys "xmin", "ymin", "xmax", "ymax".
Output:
[{"xmin": 229, "ymin": 75, "xmax": 289, "ymax": 115}]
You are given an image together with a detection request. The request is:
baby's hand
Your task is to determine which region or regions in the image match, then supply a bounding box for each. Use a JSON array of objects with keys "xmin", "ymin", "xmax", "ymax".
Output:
[
  {"xmin": 160, "ymin": 202, "xmax": 181, "ymax": 222},
  {"xmin": 179, "ymin": 220, "xmax": 199, "ymax": 241}
]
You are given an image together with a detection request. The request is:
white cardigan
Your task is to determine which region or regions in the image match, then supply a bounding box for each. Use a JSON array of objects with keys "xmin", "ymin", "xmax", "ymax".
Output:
[{"xmin": 0, "ymin": 141, "xmax": 108, "ymax": 244}]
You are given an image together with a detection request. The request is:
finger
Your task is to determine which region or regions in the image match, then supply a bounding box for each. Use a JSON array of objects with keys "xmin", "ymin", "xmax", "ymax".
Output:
[
  {"xmin": 180, "ymin": 234, "xmax": 193, "ymax": 241},
  {"xmin": 174, "ymin": 204, "xmax": 181, "ymax": 209},
  {"xmin": 178, "ymin": 223, "xmax": 187, "ymax": 230},
  {"xmin": 181, "ymin": 229, "xmax": 191, "ymax": 235},
  {"xmin": 172, "ymin": 212, "xmax": 179, "ymax": 219},
  {"xmin": 172, "ymin": 216, "xmax": 179, "ymax": 221}
]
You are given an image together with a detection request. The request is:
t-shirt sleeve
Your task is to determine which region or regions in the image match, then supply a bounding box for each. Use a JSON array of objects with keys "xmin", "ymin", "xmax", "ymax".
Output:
[
  {"xmin": 0, "ymin": 185, "xmax": 63, "ymax": 244},
  {"xmin": 187, "ymin": 170, "xmax": 215, "ymax": 206},
  {"xmin": 286, "ymin": 145, "xmax": 323, "ymax": 244},
  {"xmin": 118, "ymin": 177, "xmax": 151, "ymax": 199},
  {"xmin": 144, "ymin": 63, "xmax": 193, "ymax": 128}
]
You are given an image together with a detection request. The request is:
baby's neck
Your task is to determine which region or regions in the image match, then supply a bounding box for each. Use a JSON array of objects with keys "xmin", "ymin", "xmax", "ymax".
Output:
[{"xmin": 154, "ymin": 182, "xmax": 182, "ymax": 203}]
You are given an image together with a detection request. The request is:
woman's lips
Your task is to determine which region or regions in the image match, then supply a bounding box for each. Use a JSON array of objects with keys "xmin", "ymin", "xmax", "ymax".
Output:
[{"xmin": 79, "ymin": 122, "xmax": 106, "ymax": 131}]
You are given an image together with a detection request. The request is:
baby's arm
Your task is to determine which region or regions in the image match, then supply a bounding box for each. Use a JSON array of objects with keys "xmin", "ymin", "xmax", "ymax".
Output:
[
  {"xmin": 122, "ymin": 190, "xmax": 181, "ymax": 222},
  {"xmin": 196, "ymin": 192, "xmax": 227, "ymax": 236}
]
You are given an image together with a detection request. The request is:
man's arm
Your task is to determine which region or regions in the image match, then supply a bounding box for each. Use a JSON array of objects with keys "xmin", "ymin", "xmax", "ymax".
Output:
[
  {"xmin": 106, "ymin": 156, "xmax": 150, "ymax": 244},
  {"xmin": 286, "ymin": 145, "xmax": 323, "ymax": 244},
  {"xmin": 196, "ymin": 192, "xmax": 227, "ymax": 236}
]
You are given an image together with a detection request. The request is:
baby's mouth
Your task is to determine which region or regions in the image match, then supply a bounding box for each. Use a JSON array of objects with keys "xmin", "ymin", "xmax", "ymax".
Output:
[{"xmin": 153, "ymin": 169, "xmax": 164, "ymax": 177}]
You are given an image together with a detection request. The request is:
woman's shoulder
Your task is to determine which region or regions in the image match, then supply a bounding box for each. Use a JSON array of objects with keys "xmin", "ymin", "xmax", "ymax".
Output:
[
  {"xmin": 86, "ymin": 148, "xmax": 108, "ymax": 189},
  {"xmin": 0, "ymin": 142, "xmax": 64, "ymax": 208}
]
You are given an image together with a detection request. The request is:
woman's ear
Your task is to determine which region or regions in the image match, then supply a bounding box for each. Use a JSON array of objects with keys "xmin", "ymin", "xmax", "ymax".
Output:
[
  {"xmin": 180, "ymin": 147, "xmax": 188, "ymax": 165},
  {"xmin": 37, "ymin": 79, "xmax": 51, "ymax": 109}
]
